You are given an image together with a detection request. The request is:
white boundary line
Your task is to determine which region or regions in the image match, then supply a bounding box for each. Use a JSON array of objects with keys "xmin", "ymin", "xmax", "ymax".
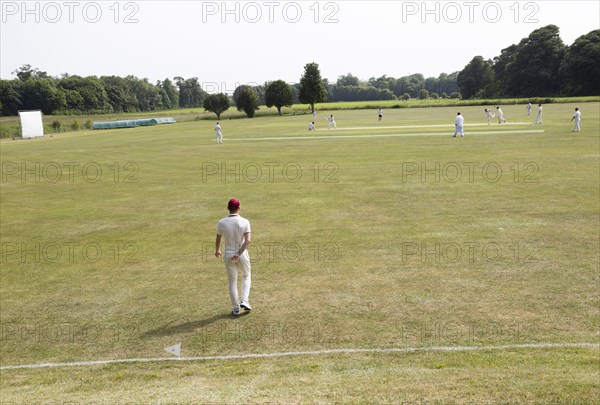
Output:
[
  {"xmin": 333, "ymin": 123, "xmax": 533, "ymax": 131},
  {"xmin": 1, "ymin": 342, "xmax": 597, "ymax": 371},
  {"xmin": 227, "ymin": 129, "xmax": 545, "ymax": 142},
  {"xmin": 0, "ymin": 125, "xmax": 541, "ymax": 147}
]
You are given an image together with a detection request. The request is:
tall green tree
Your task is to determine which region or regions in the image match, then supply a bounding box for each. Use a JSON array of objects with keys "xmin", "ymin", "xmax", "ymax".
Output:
[
  {"xmin": 424, "ymin": 76, "xmax": 439, "ymax": 93},
  {"xmin": 393, "ymin": 73, "xmax": 425, "ymax": 98},
  {"xmin": 488, "ymin": 44, "xmax": 518, "ymax": 97},
  {"xmin": 203, "ymin": 93, "xmax": 230, "ymax": 119},
  {"xmin": 253, "ymin": 84, "xmax": 266, "ymax": 104},
  {"xmin": 336, "ymin": 73, "xmax": 359, "ymax": 87},
  {"xmin": 457, "ymin": 56, "xmax": 494, "ymax": 99},
  {"xmin": 265, "ymin": 80, "xmax": 293, "ymax": 115},
  {"xmin": 559, "ymin": 29, "xmax": 600, "ymax": 96},
  {"xmin": 233, "ymin": 85, "xmax": 260, "ymax": 118},
  {"xmin": 19, "ymin": 78, "xmax": 66, "ymax": 114},
  {"xmin": 126, "ymin": 76, "xmax": 163, "ymax": 111},
  {"xmin": 369, "ymin": 75, "xmax": 393, "ymax": 90},
  {"xmin": 437, "ymin": 72, "xmax": 460, "ymax": 96},
  {"xmin": 58, "ymin": 75, "xmax": 111, "ymax": 112},
  {"xmin": 299, "ymin": 62, "xmax": 327, "ymax": 113},
  {"xmin": 0, "ymin": 80, "xmax": 22, "ymax": 116},
  {"xmin": 174, "ymin": 77, "xmax": 207, "ymax": 108},
  {"xmin": 159, "ymin": 78, "xmax": 179, "ymax": 110},
  {"xmin": 100, "ymin": 76, "xmax": 138, "ymax": 112},
  {"xmin": 504, "ymin": 25, "xmax": 566, "ymax": 97},
  {"xmin": 12, "ymin": 64, "xmax": 49, "ymax": 81}
]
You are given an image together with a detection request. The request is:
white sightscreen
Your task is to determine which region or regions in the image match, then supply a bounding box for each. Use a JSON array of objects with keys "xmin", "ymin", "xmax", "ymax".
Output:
[{"xmin": 18, "ymin": 110, "xmax": 44, "ymax": 139}]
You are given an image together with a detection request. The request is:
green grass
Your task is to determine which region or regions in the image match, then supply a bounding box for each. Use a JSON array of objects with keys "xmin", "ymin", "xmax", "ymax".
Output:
[
  {"xmin": 1, "ymin": 96, "xmax": 598, "ymax": 138},
  {"xmin": 294, "ymin": 95, "xmax": 600, "ymax": 111},
  {"xmin": 1, "ymin": 103, "xmax": 599, "ymax": 403}
]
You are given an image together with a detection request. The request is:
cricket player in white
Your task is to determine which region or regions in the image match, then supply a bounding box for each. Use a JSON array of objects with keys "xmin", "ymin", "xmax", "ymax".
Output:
[
  {"xmin": 484, "ymin": 108, "xmax": 495, "ymax": 125},
  {"xmin": 571, "ymin": 108, "xmax": 581, "ymax": 132},
  {"xmin": 215, "ymin": 199, "xmax": 252, "ymax": 316},
  {"xmin": 496, "ymin": 106, "xmax": 506, "ymax": 123},
  {"xmin": 215, "ymin": 122, "xmax": 223, "ymax": 144},
  {"xmin": 328, "ymin": 114, "xmax": 337, "ymax": 129},
  {"xmin": 453, "ymin": 112, "xmax": 464, "ymax": 137},
  {"xmin": 527, "ymin": 102, "xmax": 532, "ymax": 115},
  {"xmin": 308, "ymin": 122, "xmax": 316, "ymax": 130},
  {"xmin": 535, "ymin": 104, "xmax": 543, "ymax": 124}
]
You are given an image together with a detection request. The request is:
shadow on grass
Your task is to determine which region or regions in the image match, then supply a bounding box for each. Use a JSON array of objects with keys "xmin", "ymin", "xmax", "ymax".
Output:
[{"xmin": 142, "ymin": 312, "xmax": 248, "ymax": 338}]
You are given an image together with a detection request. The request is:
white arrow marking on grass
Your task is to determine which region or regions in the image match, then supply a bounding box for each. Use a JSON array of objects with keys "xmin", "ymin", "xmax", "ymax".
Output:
[
  {"xmin": 0, "ymin": 342, "xmax": 597, "ymax": 370},
  {"xmin": 226, "ymin": 129, "xmax": 544, "ymax": 142},
  {"xmin": 164, "ymin": 343, "xmax": 181, "ymax": 357}
]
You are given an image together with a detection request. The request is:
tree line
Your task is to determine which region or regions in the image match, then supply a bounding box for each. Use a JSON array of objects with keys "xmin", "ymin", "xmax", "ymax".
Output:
[
  {"xmin": 336, "ymin": 26, "xmax": 598, "ymax": 101},
  {"xmin": 330, "ymin": 72, "xmax": 461, "ymax": 101},
  {"xmin": 0, "ymin": 63, "xmax": 460, "ymax": 117},
  {"xmin": 0, "ymin": 25, "xmax": 597, "ymax": 117},
  {"xmin": 0, "ymin": 69, "xmax": 209, "ymax": 116},
  {"xmin": 456, "ymin": 26, "xmax": 599, "ymax": 99}
]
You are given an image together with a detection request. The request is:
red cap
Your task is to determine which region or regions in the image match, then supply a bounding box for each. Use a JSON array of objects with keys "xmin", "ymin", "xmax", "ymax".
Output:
[{"xmin": 227, "ymin": 199, "xmax": 240, "ymax": 210}]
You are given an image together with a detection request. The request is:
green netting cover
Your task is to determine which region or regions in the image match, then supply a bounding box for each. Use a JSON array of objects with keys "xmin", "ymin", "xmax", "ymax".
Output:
[
  {"xmin": 92, "ymin": 117, "xmax": 176, "ymax": 130},
  {"xmin": 92, "ymin": 120, "xmax": 138, "ymax": 129}
]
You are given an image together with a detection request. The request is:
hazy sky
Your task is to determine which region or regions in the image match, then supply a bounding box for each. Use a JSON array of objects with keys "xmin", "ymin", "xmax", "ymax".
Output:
[{"xmin": 1, "ymin": 0, "xmax": 598, "ymax": 93}]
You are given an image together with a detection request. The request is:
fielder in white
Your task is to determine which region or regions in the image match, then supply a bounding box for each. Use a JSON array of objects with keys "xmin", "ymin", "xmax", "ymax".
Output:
[
  {"xmin": 215, "ymin": 199, "xmax": 252, "ymax": 316},
  {"xmin": 308, "ymin": 121, "xmax": 316, "ymax": 131},
  {"xmin": 571, "ymin": 108, "xmax": 581, "ymax": 132},
  {"xmin": 535, "ymin": 104, "xmax": 543, "ymax": 124},
  {"xmin": 215, "ymin": 122, "xmax": 223, "ymax": 144},
  {"xmin": 496, "ymin": 106, "xmax": 506, "ymax": 123},
  {"xmin": 328, "ymin": 114, "xmax": 337, "ymax": 129},
  {"xmin": 527, "ymin": 102, "xmax": 532, "ymax": 115},
  {"xmin": 453, "ymin": 112, "xmax": 464, "ymax": 137},
  {"xmin": 484, "ymin": 108, "xmax": 495, "ymax": 125}
]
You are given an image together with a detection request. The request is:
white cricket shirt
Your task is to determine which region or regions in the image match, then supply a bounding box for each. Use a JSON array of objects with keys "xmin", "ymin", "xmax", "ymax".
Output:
[{"xmin": 217, "ymin": 214, "xmax": 251, "ymax": 254}]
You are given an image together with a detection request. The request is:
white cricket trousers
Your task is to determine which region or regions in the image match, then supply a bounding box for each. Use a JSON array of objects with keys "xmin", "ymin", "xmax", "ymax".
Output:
[
  {"xmin": 224, "ymin": 253, "xmax": 251, "ymax": 310},
  {"xmin": 573, "ymin": 120, "xmax": 581, "ymax": 132},
  {"xmin": 453, "ymin": 125, "xmax": 464, "ymax": 137}
]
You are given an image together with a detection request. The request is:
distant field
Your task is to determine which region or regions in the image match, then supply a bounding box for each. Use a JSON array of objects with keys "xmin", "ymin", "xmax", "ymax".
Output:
[
  {"xmin": 1, "ymin": 96, "xmax": 598, "ymax": 138},
  {"xmin": 293, "ymin": 95, "xmax": 600, "ymax": 111},
  {"xmin": 0, "ymin": 103, "xmax": 598, "ymax": 402}
]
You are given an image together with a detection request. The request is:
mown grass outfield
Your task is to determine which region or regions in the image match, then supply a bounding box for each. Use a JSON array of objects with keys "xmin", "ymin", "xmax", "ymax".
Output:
[
  {"xmin": 1, "ymin": 96, "xmax": 598, "ymax": 139},
  {"xmin": 0, "ymin": 103, "xmax": 598, "ymax": 403}
]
